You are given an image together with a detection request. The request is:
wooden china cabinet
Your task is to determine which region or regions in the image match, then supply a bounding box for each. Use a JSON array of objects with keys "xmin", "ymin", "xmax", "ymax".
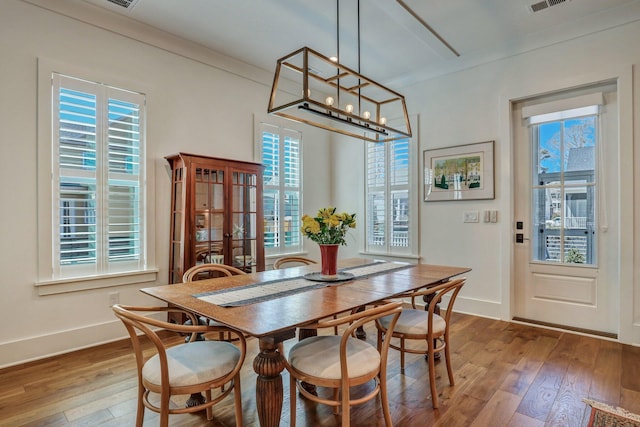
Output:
[{"xmin": 165, "ymin": 153, "xmax": 265, "ymax": 293}]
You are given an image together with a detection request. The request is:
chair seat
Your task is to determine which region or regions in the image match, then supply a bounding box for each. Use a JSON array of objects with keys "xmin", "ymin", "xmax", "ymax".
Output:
[
  {"xmin": 288, "ymin": 335, "xmax": 380, "ymax": 380},
  {"xmin": 378, "ymin": 309, "xmax": 446, "ymax": 336},
  {"xmin": 143, "ymin": 340, "xmax": 241, "ymax": 387}
]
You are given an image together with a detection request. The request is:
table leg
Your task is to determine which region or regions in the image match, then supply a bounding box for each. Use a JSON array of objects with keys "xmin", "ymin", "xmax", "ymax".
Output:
[
  {"xmin": 253, "ymin": 334, "xmax": 291, "ymax": 427},
  {"xmin": 354, "ymin": 306, "xmax": 367, "ymax": 339}
]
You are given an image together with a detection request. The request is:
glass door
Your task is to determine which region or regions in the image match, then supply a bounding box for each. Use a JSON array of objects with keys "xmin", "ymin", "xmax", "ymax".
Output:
[
  {"xmin": 231, "ymin": 171, "xmax": 258, "ymax": 272},
  {"xmin": 194, "ymin": 167, "xmax": 225, "ymax": 266}
]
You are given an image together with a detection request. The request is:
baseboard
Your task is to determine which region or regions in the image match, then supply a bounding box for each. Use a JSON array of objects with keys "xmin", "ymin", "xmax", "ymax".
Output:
[
  {"xmin": 0, "ymin": 319, "xmax": 127, "ymax": 369},
  {"xmin": 446, "ymin": 295, "xmax": 503, "ymax": 319},
  {"xmin": 512, "ymin": 316, "xmax": 618, "ymax": 340}
]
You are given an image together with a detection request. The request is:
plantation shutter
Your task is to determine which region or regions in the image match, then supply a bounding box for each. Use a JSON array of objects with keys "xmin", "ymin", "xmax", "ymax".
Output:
[
  {"xmin": 106, "ymin": 95, "xmax": 143, "ymax": 263},
  {"xmin": 366, "ymin": 138, "xmax": 412, "ymax": 253},
  {"xmin": 390, "ymin": 140, "xmax": 410, "ymax": 248},
  {"xmin": 260, "ymin": 123, "xmax": 302, "ymax": 253},
  {"xmin": 283, "ymin": 134, "xmax": 301, "ymax": 249},
  {"xmin": 367, "ymin": 142, "xmax": 386, "ymax": 247},
  {"xmin": 52, "ymin": 73, "xmax": 145, "ymax": 277}
]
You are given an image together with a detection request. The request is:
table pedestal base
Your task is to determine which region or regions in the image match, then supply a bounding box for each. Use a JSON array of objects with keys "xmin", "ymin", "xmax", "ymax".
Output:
[{"xmin": 253, "ymin": 331, "xmax": 294, "ymax": 427}]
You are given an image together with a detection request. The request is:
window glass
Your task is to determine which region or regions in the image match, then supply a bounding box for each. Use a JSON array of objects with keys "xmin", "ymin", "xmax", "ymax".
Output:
[{"xmin": 531, "ymin": 115, "xmax": 597, "ymax": 265}]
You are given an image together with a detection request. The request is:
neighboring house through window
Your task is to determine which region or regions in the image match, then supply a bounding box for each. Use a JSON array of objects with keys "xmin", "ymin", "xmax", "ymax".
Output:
[{"xmin": 259, "ymin": 123, "xmax": 302, "ymax": 256}]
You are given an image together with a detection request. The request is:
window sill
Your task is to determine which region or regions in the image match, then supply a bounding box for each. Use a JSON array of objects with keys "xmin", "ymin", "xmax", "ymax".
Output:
[{"xmin": 34, "ymin": 268, "xmax": 159, "ymax": 295}]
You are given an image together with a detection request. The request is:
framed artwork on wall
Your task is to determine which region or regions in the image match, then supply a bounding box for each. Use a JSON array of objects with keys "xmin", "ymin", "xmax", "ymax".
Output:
[{"xmin": 423, "ymin": 140, "xmax": 495, "ymax": 201}]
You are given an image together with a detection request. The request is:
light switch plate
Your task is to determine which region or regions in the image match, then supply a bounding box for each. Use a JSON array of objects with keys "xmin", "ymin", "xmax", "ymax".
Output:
[{"xmin": 463, "ymin": 211, "xmax": 479, "ymax": 223}]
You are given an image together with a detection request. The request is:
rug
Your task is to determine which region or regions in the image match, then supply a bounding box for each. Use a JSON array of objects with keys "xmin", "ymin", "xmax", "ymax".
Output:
[{"xmin": 584, "ymin": 399, "xmax": 640, "ymax": 427}]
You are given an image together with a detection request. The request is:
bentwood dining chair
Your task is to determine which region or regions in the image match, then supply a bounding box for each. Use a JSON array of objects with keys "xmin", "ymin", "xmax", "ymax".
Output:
[
  {"xmin": 273, "ymin": 256, "xmax": 317, "ymax": 270},
  {"xmin": 112, "ymin": 304, "xmax": 245, "ymax": 427},
  {"xmin": 182, "ymin": 263, "xmax": 247, "ymax": 282},
  {"xmin": 285, "ymin": 301, "xmax": 403, "ymax": 427},
  {"xmin": 375, "ymin": 278, "xmax": 466, "ymax": 409},
  {"xmin": 182, "ymin": 263, "xmax": 246, "ymax": 342},
  {"xmin": 273, "ymin": 256, "xmax": 343, "ymax": 336}
]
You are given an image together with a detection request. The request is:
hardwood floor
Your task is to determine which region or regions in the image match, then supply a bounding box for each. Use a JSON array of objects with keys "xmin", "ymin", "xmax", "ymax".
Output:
[{"xmin": 1, "ymin": 312, "xmax": 639, "ymax": 426}]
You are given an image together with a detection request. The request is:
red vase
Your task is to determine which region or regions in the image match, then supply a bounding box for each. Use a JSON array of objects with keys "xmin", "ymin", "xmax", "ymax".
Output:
[{"xmin": 319, "ymin": 244, "xmax": 339, "ymax": 277}]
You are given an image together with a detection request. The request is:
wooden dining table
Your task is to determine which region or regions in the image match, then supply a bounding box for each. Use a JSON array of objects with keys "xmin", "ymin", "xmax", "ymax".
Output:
[{"xmin": 140, "ymin": 258, "xmax": 470, "ymax": 427}]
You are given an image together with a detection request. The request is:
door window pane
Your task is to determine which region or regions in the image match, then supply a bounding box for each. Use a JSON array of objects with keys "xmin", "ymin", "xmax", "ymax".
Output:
[{"xmin": 531, "ymin": 116, "xmax": 596, "ymax": 265}]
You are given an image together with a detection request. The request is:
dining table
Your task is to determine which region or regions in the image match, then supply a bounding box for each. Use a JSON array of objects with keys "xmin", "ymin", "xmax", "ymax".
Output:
[{"xmin": 140, "ymin": 257, "xmax": 470, "ymax": 427}]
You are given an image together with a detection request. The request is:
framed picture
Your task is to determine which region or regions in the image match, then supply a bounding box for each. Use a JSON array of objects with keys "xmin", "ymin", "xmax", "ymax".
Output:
[{"xmin": 423, "ymin": 140, "xmax": 495, "ymax": 201}]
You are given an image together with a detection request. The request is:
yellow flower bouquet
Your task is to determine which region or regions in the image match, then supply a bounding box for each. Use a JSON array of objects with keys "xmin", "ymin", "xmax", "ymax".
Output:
[{"xmin": 301, "ymin": 207, "xmax": 356, "ymax": 246}]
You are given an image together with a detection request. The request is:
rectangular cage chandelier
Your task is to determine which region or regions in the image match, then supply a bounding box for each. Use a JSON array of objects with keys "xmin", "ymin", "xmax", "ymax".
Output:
[{"xmin": 267, "ymin": 46, "xmax": 412, "ymax": 143}]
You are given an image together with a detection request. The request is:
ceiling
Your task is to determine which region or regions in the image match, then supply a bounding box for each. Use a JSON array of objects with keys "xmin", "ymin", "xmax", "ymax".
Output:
[{"xmin": 81, "ymin": 0, "xmax": 640, "ymax": 88}]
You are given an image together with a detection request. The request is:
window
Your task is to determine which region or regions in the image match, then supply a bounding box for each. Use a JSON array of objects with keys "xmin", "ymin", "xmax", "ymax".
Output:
[
  {"xmin": 530, "ymin": 108, "xmax": 598, "ymax": 265},
  {"xmin": 259, "ymin": 123, "xmax": 302, "ymax": 255},
  {"xmin": 365, "ymin": 137, "xmax": 416, "ymax": 255},
  {"xmin": 50, "ymin": 73, "xmax": 146, "ymax": 279}
]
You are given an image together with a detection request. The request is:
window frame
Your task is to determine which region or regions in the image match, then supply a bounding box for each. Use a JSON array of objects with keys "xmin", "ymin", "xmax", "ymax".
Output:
[
  {"xmin": 257, "ymin": 122, "xmax": 304, "ymax": 257},
  {"xmin": 364, "ymin": 131, "xmax": 418, "ymax": 258},
  {"xmin": 36, "ymin": 59, "xmax": 157, "ymax": 295}
]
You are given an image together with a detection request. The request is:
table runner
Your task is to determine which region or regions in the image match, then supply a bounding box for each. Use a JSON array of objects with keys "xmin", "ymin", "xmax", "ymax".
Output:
[{"xmin": 194, "ymin": 261, "xmax": 414, "ymax": 307}]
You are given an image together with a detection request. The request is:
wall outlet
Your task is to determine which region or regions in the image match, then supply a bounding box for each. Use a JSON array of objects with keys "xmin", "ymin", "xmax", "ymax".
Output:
[
  {"xmin": 108, "ymin": 291, "xmax": 120, "ymax": 307},
  {"xmin": 490, "ymin": 210, "xmax": 498, "ymax": 223},
  {"xmin": 463, "ymin": 211, "xmax": 479, "ymax": 223}
]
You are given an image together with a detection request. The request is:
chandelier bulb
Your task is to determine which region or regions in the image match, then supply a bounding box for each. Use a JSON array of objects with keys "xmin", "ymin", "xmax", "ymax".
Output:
[
  {"xmin": 363, "ymin": 111, "xmax": 371, "ymax": 120},
  {"xmin": 345, "ymin": 104, "xmax": 354, "ymax": 114},
  {"xmin": 379, "ymin": 117, "xmax": 387, "ymax": 125},
  {"xmin": 325, "ymin": 96, "xmax": 335, "ymax": 106}
]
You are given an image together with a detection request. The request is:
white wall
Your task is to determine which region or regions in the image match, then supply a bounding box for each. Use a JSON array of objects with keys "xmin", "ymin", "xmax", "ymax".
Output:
[
  {"xmin": 334, "ymin": 18, "xmax": 640, "ymax": 344},
  {"xmin": 0, "ymin": 0, "xmax": 331, "ymax": 367}
]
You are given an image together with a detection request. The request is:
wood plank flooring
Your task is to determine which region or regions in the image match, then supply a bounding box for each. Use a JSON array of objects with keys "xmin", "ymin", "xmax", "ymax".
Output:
[{"xmin": 1, "ymin": 312, "xmax": 639, "ymax": 426}]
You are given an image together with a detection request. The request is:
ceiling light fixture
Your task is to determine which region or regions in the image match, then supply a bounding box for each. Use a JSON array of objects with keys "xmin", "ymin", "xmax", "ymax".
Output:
[{"xmin": 268, "ymin": 0, "xmax": 411, "ymax": 143}]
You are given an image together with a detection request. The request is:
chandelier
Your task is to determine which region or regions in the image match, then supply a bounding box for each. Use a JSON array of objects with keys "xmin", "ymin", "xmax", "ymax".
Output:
[{"xmin": 267, "ymin": 1, "xmax": 411, "ymax": 143}]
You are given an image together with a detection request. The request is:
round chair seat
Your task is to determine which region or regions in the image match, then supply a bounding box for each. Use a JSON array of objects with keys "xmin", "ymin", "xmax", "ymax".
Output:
[
  {"xmin": 378, "ymin": 309, "xmax": 446, "ymax": 336},
  {"xmin": 288, "ymin": 335, "xmax": 380, "ymax": 380},
  {"xmin": 143, "ymin": 340, "xmax": 241, "ymax": 387}
]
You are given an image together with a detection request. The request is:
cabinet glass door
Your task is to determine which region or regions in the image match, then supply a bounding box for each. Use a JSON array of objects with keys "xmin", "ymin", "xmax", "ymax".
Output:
[
  {"xmin": 194, "ymin": 167, "xmax": 225, "ymax": 265},
  {"xmin": 169, "ymin": 167, "xmax": 184, "ymax": 283},
  {"xmin": 231, "ymin": 171, "xmax": 258, "ymax": 272}
]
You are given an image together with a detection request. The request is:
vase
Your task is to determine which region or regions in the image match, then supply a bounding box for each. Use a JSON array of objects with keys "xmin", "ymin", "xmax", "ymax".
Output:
[{"xmin": 319, "ymin": 244, "xmax": 339, "ymax": 278}]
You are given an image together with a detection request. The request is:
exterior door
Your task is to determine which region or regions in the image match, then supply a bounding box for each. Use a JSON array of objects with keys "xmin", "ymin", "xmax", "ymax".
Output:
[{"xmin": 512, "ymin": 85, "xmax": 618, "ymax": 336}]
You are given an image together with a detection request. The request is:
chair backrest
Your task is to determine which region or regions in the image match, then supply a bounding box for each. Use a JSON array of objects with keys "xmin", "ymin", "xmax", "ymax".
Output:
[
  {"xmin": 112, "ymin": 303, "xmax": 246, "ymax": 425},
  {"xmin": 310, "ymin": 300, "xmax": 403, "ymax": 373},
  {"xmin": 424, "ymin": 278, "xmax": 466, "ymax": 326},
  {"xmin": 182, "ymin": 263, "xmax": 247, "ymax": 282},
  {"xmin": 112, "ymin": 304, "xmax": 202, "ymax": 373},
  {"xmin": 273, "ymin": 256, "xmax": 317, "ymax": 270},
  {"xmin": 195, "ymin": 246, "xmax": 222, "ymax": 263}
]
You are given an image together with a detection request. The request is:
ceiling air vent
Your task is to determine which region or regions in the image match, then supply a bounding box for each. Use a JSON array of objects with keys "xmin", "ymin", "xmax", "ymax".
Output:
[
  {"xmin": 105, "ymin": 0, "xmax": 139, "ymax": 9},
  {"xmin": 529, "ymin": 0, "xmax": 568, "ymax": 13}
]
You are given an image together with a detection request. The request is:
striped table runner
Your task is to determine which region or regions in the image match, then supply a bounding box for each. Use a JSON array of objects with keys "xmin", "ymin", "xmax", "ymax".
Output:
[{"xmin": 195, "ymin": 261, "xmax": 413, "ymax": 307}]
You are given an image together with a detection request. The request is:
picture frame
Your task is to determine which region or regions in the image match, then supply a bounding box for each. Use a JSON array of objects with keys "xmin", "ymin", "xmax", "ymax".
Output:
[{"xmin": 423, "ymin": 140, "xmax": 495, "ymax": 201}]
